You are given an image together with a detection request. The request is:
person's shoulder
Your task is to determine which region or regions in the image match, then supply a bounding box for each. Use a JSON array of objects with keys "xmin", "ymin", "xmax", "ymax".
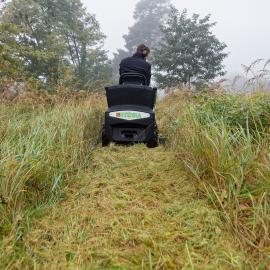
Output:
[
  {"xmin": 146, "ymin": 61, "xmax": 151, "ymax": 68},
  {"xmin": 120, "ymin": 56, "xmax": 132, "ymax": 64}
]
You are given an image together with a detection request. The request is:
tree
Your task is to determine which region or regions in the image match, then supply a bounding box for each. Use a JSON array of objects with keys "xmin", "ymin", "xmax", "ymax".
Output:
[
  {"xmin": 1, "ymin": 0, "xmax": 68, "ymax": 87},
  {"xmin": 0, "ymin": 0, "xmax": 111, "ymax": 90},
  {"xmin": 153, "ymin": 7, "xmax": 228, "ymax": 88},
  {"xmin": 111, "ymin": 0, "xmax": 170, "ymax": 82},
  {"xmin": 0, "ymin": 23, "xmax": 26, "ymax": 80},
  {"xmin": 124, "ymin": 0, "xmax": 170, "ymax": 53},
  {"xmin": 55, "ymin": 0, "xmax": 110, "ymax": 89}
]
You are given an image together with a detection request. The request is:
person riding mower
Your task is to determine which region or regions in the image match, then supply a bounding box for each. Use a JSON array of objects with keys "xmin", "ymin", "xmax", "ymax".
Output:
[{"xmin": 101, "ymin": 44, "xmax": 159, "ymax": 148}]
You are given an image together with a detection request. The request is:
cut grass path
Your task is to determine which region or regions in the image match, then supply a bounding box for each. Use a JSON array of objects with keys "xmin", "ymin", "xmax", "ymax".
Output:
[{"xmin": 4, "ymin": 145, "xmax": 248, "ymax": 269}]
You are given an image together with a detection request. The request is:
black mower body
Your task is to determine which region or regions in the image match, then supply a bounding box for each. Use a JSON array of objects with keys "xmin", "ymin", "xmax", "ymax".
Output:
[{"xmin": 102, "ymin": 79, "xmax": 158, "ymax": 147}]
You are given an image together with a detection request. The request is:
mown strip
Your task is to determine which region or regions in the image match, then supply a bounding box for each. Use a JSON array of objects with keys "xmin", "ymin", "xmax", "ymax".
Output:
[{"xmin": 0, "ymin": 145, "xmax": 248, "ymax": 269}]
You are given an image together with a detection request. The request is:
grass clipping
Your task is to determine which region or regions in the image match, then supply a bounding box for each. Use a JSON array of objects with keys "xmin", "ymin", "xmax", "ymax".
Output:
[{"xmin": 1, "ymin": 145, "xmax": 247, "ymax": 269}]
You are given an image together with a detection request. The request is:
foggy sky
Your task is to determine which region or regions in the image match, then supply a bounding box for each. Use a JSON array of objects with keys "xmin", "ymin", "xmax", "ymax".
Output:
[{"xmin": 82, "ymin": 0, "xmax": 270, "ymax": 74}]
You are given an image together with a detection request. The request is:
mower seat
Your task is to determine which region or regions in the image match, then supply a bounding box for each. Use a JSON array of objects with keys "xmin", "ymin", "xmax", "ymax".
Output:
[
  {"xmin": 119, "ymin": 73, "xmax": 147, "ymax": 86},
  {"xmin": 105, "ymin": 85, "xmax": 157, "ymax": 110}
]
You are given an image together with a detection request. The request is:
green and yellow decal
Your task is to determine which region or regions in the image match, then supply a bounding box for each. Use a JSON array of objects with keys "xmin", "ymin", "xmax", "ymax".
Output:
[{"xmin": 109, "ymin": 111, "xmax": 150, "ymax": 121}]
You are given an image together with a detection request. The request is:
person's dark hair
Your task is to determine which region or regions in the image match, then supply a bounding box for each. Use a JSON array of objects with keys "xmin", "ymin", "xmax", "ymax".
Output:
[{"xmin": 137, "ymin": 44, "xmax": 150, "ymax": 57}]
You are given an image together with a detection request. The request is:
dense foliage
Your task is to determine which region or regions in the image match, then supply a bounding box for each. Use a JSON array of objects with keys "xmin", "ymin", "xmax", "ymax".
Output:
[
  {"xmin": 153, "ymin": 8, "xmax": 227, "ymax": 88},
  {"xmin": 0, "ymin": 0, "xmax": 112, "ymax": 91}
]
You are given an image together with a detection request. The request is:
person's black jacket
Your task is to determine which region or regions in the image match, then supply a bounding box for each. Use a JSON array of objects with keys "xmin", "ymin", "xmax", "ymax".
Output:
[{"xmin": 119, "ymin": 53, "xmax": 152, "ymax": 86}]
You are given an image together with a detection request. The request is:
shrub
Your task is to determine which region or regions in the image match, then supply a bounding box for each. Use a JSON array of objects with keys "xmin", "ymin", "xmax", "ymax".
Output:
[{"xmin": 195, "ymin": 93, "xmax": 270, "ymax": 134}]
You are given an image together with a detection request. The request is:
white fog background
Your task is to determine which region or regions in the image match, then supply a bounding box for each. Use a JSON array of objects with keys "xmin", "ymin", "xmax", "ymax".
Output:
[{"xmin": 82, "ymin": 0, "xmax": 270, "ymax": 76}]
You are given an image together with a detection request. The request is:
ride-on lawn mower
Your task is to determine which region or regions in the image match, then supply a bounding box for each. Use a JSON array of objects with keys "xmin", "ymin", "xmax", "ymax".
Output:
[{"xmin": 102, "ymin": 73, "xmax": 159, "ymax": 148}]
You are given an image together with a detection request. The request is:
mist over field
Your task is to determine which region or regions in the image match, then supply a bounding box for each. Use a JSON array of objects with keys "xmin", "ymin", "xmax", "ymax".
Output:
[{"xmin": 82, "ymin": 0, "xmax": 270, "ymax": 74}]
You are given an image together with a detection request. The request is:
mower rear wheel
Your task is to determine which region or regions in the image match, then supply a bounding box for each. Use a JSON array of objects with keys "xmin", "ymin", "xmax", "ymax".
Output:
[
  {"xmin": 101, "ymin": 127, "xmax": 110, "ymax": 147},
  {"xmin": 146, "ymin": 124, "xmax": 159, "ymax": 148}
]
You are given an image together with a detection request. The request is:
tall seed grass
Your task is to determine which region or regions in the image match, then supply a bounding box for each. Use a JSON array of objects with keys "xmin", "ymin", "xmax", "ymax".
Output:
[
  {"xmin": 161, "ymin": 91, "xmax": 270, "ymax": 266},
  {"xmin": 0, "ymin": 98, "xmax": 104, "ymax": 231}
]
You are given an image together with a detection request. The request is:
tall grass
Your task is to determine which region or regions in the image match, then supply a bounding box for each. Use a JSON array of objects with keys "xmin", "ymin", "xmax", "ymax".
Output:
[
  {"xmin": 161, "ymin": 91, "xmax": 270, "ymax": 266},
  {"xmin": 0, "ymin": 96, "xmax": 104, "ymax": 232}
]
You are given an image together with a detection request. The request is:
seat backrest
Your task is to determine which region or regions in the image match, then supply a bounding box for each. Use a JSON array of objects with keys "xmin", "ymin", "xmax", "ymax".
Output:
[
  {"xmin": 119, "ymin": 73, "xmax": 147, "ymax": 86},
  {"xmin": 106, "ymin": 85, "xmax": 157, "ymax": 109}
]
